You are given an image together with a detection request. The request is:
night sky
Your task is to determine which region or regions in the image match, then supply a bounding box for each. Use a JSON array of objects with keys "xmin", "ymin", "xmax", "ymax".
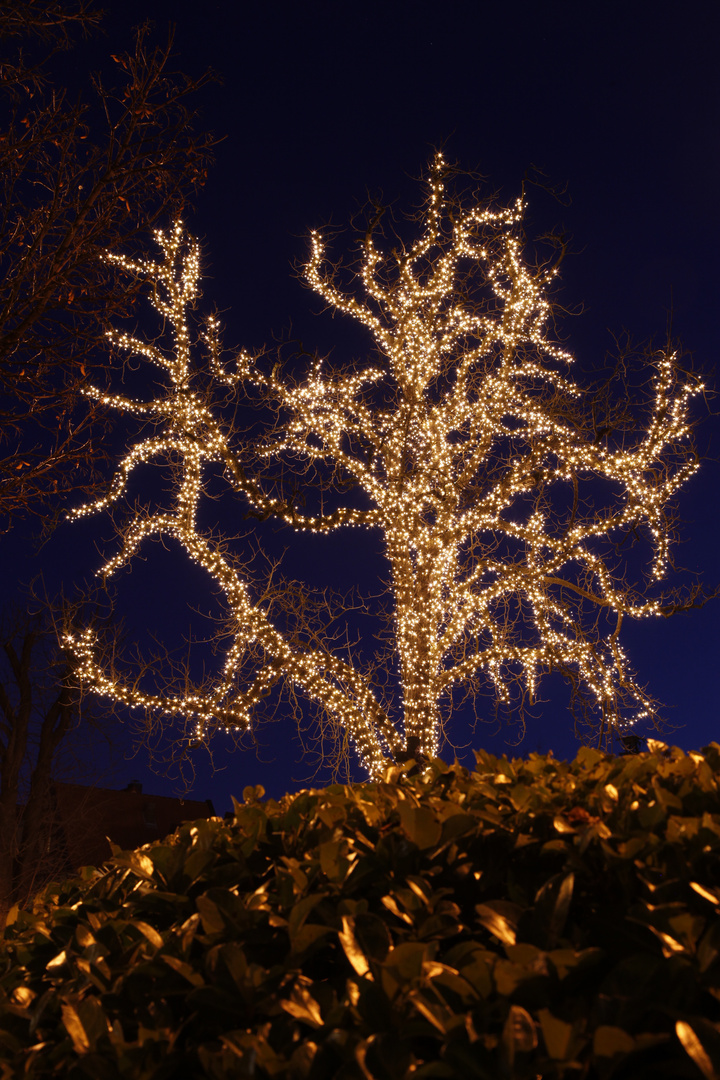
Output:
[{"xmin": 3, "ymin": 1, "xmax": 719, "ymax": 813}]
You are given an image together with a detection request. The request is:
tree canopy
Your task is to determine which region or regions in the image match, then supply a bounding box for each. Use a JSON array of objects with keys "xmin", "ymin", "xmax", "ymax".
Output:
[
  {"xmin": 64, "ymin": 157, "xmax": 703, "ymax": 779},
  {"xmin": 0, "ymin": 1, "xmax": 215, "ymax": 532}
]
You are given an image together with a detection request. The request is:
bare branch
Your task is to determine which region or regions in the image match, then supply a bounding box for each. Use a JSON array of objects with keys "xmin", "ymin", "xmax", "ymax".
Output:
[
  {"xmin": 0, "ymin": 5, "xmax": 217, "ymax": 532},
  {"xmin": 66, "ymin": 156, "xmax": 706, "ymax": 778}
]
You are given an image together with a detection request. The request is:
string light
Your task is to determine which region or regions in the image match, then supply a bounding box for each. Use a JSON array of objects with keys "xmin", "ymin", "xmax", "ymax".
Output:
[
  {"xmin": 65, "ymin": 161, "xmax": 702, "ymax": 776},
  {"xmin": 65, "ymin": 222, "xmax": 400, "ymax": 777}
]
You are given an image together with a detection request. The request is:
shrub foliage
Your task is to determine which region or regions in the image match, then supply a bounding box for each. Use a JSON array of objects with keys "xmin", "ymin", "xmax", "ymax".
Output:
[{"xmin": 2, "ymin": 743, "xmax": 720, "ymax": 1078}]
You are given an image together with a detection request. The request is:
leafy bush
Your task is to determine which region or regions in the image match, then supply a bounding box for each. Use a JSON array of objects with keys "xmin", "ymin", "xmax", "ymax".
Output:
[{"xmin": 2, "ymin": 742, "xmax": 720, "ymax": 1078}]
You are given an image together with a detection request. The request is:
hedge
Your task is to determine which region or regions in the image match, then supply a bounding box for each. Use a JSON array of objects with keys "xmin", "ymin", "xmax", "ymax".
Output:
[{"xmin": 1, "ymin": 741, "xmax": 719, "ymax": 1078}]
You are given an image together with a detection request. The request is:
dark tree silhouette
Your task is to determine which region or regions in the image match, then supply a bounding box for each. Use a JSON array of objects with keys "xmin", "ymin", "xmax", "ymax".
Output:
[
  {"xmin": 0, "ymin": 0, "xmax": 216, "ymax": 532},
  {"xmin": 0, "ymin": 599, "xmax": 114, "ymax": 925}
]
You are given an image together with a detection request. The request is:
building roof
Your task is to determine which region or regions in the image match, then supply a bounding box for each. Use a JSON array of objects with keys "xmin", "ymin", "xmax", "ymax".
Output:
[{"xmin": 51, "ymin": 781, "xmax": 216, "ymax": 870}]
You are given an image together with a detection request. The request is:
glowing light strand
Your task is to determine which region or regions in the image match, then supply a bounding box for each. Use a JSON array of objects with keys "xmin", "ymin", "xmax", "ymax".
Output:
[
  {"xmin": 64, "ymin": 222, "xmax": 401, "ymax": 778},
  {"xmin": 66, "ymin": 161, "xmax": 702, "ymax": 775},
  {"xmin": 285, "ymin": 153, "xmax": 702, "ymax": 753}
]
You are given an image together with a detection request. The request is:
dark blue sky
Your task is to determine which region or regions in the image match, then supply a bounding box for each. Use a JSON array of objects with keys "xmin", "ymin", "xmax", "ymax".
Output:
[{"xmin": 4, "ymin": 0, "xmax": 719, "ymax": 812}]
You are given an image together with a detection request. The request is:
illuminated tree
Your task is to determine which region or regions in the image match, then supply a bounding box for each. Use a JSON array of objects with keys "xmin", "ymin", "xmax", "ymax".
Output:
[
  {"xmin": 0, "ymin": 2, "xmax": 215, "ymax": 533},
  {"xmin": 65, "ymin": 158, "xmax": 703, "ymax": 779}
]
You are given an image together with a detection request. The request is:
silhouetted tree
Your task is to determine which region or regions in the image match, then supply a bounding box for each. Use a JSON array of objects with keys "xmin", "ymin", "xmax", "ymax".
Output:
[
  {"xmin": 0, "ymin": 0, "xmax": 215, "ymax": 532},
  {"xmin": 0, "ymin": 598, "xmax": 115, "ymax": 925}
]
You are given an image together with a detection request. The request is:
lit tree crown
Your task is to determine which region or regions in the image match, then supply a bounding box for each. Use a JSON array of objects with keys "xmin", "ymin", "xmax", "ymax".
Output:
[{"xmin": 65, "ymin": 160, "xmax": 703, "ymax": 778}]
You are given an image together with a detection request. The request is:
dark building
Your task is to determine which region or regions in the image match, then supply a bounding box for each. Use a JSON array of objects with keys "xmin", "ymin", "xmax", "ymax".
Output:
[{"xmin": 41, "ymin": 781, "xmax": 216, "ymax": 873}]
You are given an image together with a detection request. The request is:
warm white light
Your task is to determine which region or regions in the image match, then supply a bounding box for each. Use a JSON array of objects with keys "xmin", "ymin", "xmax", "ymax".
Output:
[{"xmin": 65, "ymin": 161, "xmax": 702, "ymax": 776}]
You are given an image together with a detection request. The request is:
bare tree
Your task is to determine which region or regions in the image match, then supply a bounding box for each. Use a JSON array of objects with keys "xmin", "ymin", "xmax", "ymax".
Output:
[
  {"xmin": 0, "ymin": 596, "xmax": 113, "ymax": 926},
  {"xmin": 64, "ymin": 157, "xmax": 704, "ymax": 779},
  {"xmin": 0, "ymin": 0, "xmax": 216, "ymax": 533}
]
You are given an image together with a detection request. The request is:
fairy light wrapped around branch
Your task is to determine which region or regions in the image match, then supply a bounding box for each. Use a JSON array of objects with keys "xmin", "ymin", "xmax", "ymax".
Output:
[
  {"xmin": 65, "ymin": 158, "xmax": 703, "ymax": 777},
  {"xmin": 63, "ymin": 222, "xmax": 401, "ymax": 778}
]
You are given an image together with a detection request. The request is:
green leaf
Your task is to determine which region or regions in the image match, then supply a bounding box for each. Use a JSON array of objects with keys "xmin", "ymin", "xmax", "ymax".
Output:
[
  {"xmin": 161, "ymin": 954, "xmax": 205, "ymax": 986},
  {"xmin": 667, "ymin": 911, "xmax": 705, "ymax": 951},
  {"xmin": 408, "ymin": 989, "xmax": 455, "ymax": 1035},
  {"xmin": 133, "ymin": 920, "xmax": 164, "ymax": 949},
  {"xmin": 398, "ymin": 802, "xmax": 442, "ymax": 849},
  {"xmin": 652, "ymin": 777, "xmax": 683, "ymax": 812},
  {"xmin": 494, "ymin": 959, "xmax": 535, "ymax": 996},
  {"xmin": 46, "ymin": 949, "xmax": 68, "ymax": 971},
  {"xmin": 318, "ymin": 839, "xmax": 349, "ymax": 881},
  {"xmin": 541, "ymin": 839, "xmax": 570, "ymax": 854},
  {"xmin": 220, "ymin": 942, "xmax": 248, "ymax": 988},
  {"xmin": 538, "ymin": 1008, "xmax": 574, "ymax": 1060},
  {"xmin": 575, "ymin": 747, "xmax": 605, "ymax": 769},
  {"xmin": 196, "ymin": 895, "xmax": 225, "ymax": 935},
  {"xmin": 61, "ymin": 1002, "xmax": 91, "ymax": 1054},
  {"xmin": 697, "ymin": 919, "xmax": 720, "ymax": 973},
  {"xmin": 475, "ymin": 902, "xmax": 520, "ymax": 946},
  {"xmin": 76, "ymin": 997, "xmax": 108, "ymax": 1051},
  {"xmin": 148, "ymin": 843, "xmax": 185, "ymax": 885},
  {"xmin": 548, "ymin": 947, "xmax": 602, "ymax": 979},
  {"xmin": 593, "ymin": 1025, "xmax": 635, "ymax": 1057},
  {"xmin": 638, "ymin": 802, "xmax": 667, "ymax": 828},
  {"xmin": 439, "ymin": 811, "xmax": 476, "ymax": 843},
  {"xmin": 242, "ymin": 785, "xmax": 265, "ymax": 804},
  {"xmin": 182, "ymin": 848, "xmax": 215, "ymax": 884},
  {"xmin": 339, "ymin": 915, "xmax": 371, "ymax": 977},
  {"xmin": 666, "ymin": 816, "xmax": 700, "ymax": 842},
  {"xmin": 290, "ymin": 923, "xmax": 334, "ymax": 956},
  {"xmin": 533, "ymin": 872, "xmax": 574, "ymax": 946},
  {"xmin": 383, "ymin": 941, "xmax": 432, "ymax": 982},
  {"xmin": 615, "ymin": 836, "xmax": 647, "ymax": 859},
  {"xmin": 111, "ymin": 849, "xmax": 155, "ymax": 880},
  {"xmin": 315, "ymin": 801, "xmax": 347, "ymax": 829},
  {"xmin": 675, "ymin": 1021, "xmax": 716, "ymax": 1080},
  {"xmin": 509, "ymin": 784, "xmax": 533, "ymax": 810},
  {"xmin": 280, "ymin": 979, "xmax": 323, "ymax": 1027},
  {"xmin": 288, "ymin": 893, "xmax": 327, "ymax": 940},
  {"xmin": 353, "ymin": 912, "xmax": 392, "ymax": 963},
  {"xmin": 502, "ymin": 1004, "xmax": 537, "ymax": 1063},
  {"xmin": 443, "ymin": 943, "xmax": 494, "ymax": 998},
  {"xmin": 424, "ymin": 963, "xmax": 480, "ymax": 1005}
]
